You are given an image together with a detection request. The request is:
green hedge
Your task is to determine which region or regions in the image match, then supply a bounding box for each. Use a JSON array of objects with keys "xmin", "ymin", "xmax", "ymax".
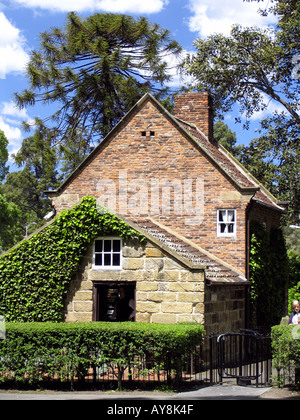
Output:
[
  {"xmin": 0, "ymin": 196, "xmax": 144, "ymax": 322},
  {"xmin": 0, "ymin": 322, "xmax": 204, "ymax": 389},
  {"xmin": 271, "ymin": 324, "xmax": 300, "ymax": 386}
]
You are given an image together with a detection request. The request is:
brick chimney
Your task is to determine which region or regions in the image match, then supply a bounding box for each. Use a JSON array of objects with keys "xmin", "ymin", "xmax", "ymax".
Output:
[{"xmin": 174, "ymin": 92, "xmax": 214, "ymax": 142}]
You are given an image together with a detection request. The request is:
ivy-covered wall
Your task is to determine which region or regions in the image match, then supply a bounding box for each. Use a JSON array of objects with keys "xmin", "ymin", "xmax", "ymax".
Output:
[
  {"xmin": 249, "ymin": 221, "xmax": 289, "ymax": 328},
  {"xmin": 0, "ymin": 196, "xmax": 144, "ymax": 322}
]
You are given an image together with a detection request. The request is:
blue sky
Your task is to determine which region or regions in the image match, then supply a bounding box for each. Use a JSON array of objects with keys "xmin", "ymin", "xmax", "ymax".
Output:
[{"xmin": 0, "ymin": 0, "xmax": 279, "ymax": 168}]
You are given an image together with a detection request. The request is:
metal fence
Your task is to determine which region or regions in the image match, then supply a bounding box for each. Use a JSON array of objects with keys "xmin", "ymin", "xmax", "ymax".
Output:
[
  {"xmin": 0, "ymin": 329, "xmax": 284, "ymax": 390},
  {"xmin": 77, "ymin": 329, "xmax": 273, "ymax": 388}
]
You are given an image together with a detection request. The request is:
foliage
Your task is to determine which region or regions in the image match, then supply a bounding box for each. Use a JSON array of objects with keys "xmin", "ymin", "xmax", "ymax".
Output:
[
  {"xmin": 0, "ymin": 130, "xmax": 9, "ymax": 184},
  {"xmin": 0, "ymin": 196, "xmax": 144, "ymax": 322},
  {"xmin": 15, "ymin": 12, "xmax": 182, "ymax": 150},
  {"xmin": 271, "ymin": 324, "xmax": 300, "ymax": 387},
  {"xmin": 287, "ymin": 252, "xmax": 300, "ymax": 312},
  {"xmin": 2, "ymin": 123, "xmax": 61, "ymax": 235},
  {"xmin": 0, "ymin": 322, "xmax": 204, "ymax": 389},
  {"xmin": 0, "ymin": 193, "xmax": 22, "ymax": 252},
  {"xmin": 214, "ymin": 120, "xmax": 243, "ymax": 158},
  {"xmin": 249, "ymin": 221, "xmax": 289, "ymax": 328}
]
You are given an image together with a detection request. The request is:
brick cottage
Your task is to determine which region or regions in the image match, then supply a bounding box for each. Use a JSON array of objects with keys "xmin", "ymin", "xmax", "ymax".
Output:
[{"xmin": 46, "ymin": 92, "xmax": 286, "ymax": 333}]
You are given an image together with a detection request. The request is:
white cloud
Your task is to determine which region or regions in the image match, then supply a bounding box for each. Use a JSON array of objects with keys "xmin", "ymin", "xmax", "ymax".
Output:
[
  {"xmin": 0, "ymin": 101, "xmax": 34, "ymax": 159},
  {"xmin": 0, "ymin": 116, "xmax": 22, "ymax": 159},
  {"xmin": 187, "ymin": 0, "xmax": 277, "ymax": 38},
  {"xmin": 10, "ymin": 0, "xmax": 168, "ymax": 13},
  {"xmin": 0, "ymin": 12, "xmax": 29, "ymax": 79}
]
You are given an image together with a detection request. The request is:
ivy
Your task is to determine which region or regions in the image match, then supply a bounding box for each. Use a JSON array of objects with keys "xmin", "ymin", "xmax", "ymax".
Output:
[
  {"xmin": 0, "ymin": 196, "xmax": 145, "ymax": 322},
  {"xmin": 249, "ymin": 221, "xmax": 289, "ymax": 329}
]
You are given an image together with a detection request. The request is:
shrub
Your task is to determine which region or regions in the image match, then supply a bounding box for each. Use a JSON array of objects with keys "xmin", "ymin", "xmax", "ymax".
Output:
[
  {"xmin": 0, "ymin": 322, "xmax": 204, "ymax": 389},
  {"xmin": 271, "ymin": 324, "xmax": 300, "ymax": 387}
]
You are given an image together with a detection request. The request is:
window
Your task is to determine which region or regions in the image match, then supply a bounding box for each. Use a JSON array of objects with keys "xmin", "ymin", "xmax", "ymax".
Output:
[
  {"xmin": 217, "ymin": 209, "xmax": 236, "ymax": 237},
  {"xmin": 93, "ymin": 237, "xmax": 122, "ymax": 269}
]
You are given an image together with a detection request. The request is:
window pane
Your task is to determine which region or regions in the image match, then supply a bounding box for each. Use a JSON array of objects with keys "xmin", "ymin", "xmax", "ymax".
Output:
[
  {"xmin": 113, "ymin": 240, "xmax": 121, "ymax": 252},
  {"xmin": 95, "ymin": 240, "xmax": 102, "ymax": 253},
  {"xmin": 95, "ymin": 254, "xmax": 102, "ymax": 266},
  {"xmin": 104, "ymin": 240, "xmax": 111, "ymax": 252},
  {"xmin": 112, "ymin": 254, "xmax": 120, "ymax": 266},
  {"xmin": 104, "ymin": 254, "xmax": 111, "ymax": 266},
  {"xmin": 228, "ymin": 210, "xmax": 235, "ymax": 222},
  {"xmin": 220, "ymin": 223, "xmax": 226, "ymax": 233},
  {"xmin": 228, "ymin": 223, "xmax": 234, "ymax": 233},
  {"xmin": 219, "ymin": 210, "xmax": 226, "ymax": 221}
]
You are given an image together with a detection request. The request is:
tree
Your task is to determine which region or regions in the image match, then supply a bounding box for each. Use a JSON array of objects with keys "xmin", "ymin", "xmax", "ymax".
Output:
[
  {"xmin": 3, "ymin": 122, "xmax": 61, "ymax": 231},
  {"xmin": 0, "ymin": 130, "xmax": 9, "ymax": 183},
  {"xmin": 15, "ymin": 13, "xmax": 182, "ymax": 151},
  {"xmin": 0, "ymin": 133, "xmax": 22, "ymax": 251},
  {"xmin": 0, "ymin": 193, "xmax": 22, "ymax": 252},
  {"xmin": 183, "ymin": 2, "xmax": 300, "ymax": 222},
  {"xmin": 214, "ymin": 120, "xmax": 243, "ymax": 158}
]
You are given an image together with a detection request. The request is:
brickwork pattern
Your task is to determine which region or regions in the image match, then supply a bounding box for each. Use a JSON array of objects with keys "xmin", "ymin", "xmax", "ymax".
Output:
[{"xmin": 51, "ymin": 98, "xmax": 250, "ymax": 274}]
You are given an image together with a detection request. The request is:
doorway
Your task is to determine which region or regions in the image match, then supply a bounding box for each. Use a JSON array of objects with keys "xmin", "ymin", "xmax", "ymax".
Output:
[{"xmin": 93, "ymin": 282, "xmax": 136, "ymax": 322}]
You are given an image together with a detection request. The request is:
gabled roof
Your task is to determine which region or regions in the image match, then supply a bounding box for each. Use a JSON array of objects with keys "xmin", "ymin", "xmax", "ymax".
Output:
[
  {"xmin": 45, "ymin": 93, "xmax": 286, "ymax": 214},
  {"xmin": 119, "ymin": 215, "xmax": 249, "ymax": 285}
]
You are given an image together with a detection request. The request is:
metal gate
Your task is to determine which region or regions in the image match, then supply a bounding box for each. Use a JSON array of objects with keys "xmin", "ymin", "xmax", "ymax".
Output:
[{"xmin": 214, "ymin": 330, "xmax": 271, "ymax": 386}]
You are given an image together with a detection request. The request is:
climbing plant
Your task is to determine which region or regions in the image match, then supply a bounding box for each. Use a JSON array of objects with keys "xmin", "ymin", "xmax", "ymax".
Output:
[
  {"xmin": 249, "ymin": 221, "xmax": 289, "ymax": 329},
  {"xmin": 0, "ymin": 196, "xmax": 145, "ymax": 322}
]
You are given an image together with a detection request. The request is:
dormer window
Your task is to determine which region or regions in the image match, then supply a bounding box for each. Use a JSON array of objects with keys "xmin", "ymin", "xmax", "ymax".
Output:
[{"xmin": 217, "ymin": 209, "xmax": 236, "ymax": 237}]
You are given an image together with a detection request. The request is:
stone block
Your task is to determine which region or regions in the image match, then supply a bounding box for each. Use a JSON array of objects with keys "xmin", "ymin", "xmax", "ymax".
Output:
[
  {"xmin": 74, "ymin": 301, "xmax": 93, "ymax": 312},
  {"xmin": 136, "ymin": 313, "xmax": 151, "ymax": 322},
  {"xmin": 177, "ymin": 292, "xmax": 203, "ymax": 303},
  {"xmin": 123, "ymin": 258, "xmax": 144, "ymax": 270},
  {"xmin": 73, "ymin": 291, "xmax": 93, "ymax": 301},
  {"xmin": 146, "ymin": 248, "xmax": 163, "ymax": 258},
  {"xmin": 136, "ymin": 301, "xmax": 160, "ymax": 313},
  {"xmin": 136, "ymin": 282, "xmax": 158, "ymax": 291},
  {"xmin": 161, "ymin": 302, "xmax": 193, "ymax": 314},
  {"xmin": 151, "ymin": 313, "xmax": 177, "ymax": 324},
  {"xmin": 147, "ymin": 292, "xmax": 176, "ymax": 302}
]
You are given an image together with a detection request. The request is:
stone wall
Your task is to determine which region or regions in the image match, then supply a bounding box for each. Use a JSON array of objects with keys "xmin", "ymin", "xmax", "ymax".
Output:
[
  {"xmin": 64, "ymin": 237, "xmax": 205, "ymax": 324},
  {"xmin": 204, "ymin": 284, "xmax": 246, "ymax": 333}
]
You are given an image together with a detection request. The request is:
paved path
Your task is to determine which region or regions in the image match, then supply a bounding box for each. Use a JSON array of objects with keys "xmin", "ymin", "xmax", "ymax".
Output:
[{"xmin": 0, "ymin": 384, "xmax": 271, "ymax": 400}]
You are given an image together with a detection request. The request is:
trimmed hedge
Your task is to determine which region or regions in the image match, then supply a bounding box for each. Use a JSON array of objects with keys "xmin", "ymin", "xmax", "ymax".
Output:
[
  {"xmin": 0, "ymin": 322, "xmax": 204, "ymax": 389},
  {"xmin": 271, "ymin": 324, "xmax": 300, "ymax": 386}
]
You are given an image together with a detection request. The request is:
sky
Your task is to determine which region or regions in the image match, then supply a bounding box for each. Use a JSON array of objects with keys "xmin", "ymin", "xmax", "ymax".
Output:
[{"xmin": 0, "ymin": 0, "xmax": 279, "ymax": 169}]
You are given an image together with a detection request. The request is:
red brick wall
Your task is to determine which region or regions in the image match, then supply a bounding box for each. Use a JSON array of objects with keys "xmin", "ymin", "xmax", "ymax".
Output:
[{"xmin": 51, "ymin": 98, "xmax": 251, "ymax": 274}]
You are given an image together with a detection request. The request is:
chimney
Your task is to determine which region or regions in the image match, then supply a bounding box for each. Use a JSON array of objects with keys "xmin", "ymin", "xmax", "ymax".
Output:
[{"xmin": 174, "ymin": 92, "xmax": 214, "ymax": 142}]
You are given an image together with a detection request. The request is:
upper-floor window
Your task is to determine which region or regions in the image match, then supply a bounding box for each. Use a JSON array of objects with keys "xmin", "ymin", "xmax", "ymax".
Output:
[
  {"xmin": 217, "ymin": 209, "xmax": 236, "ymax": 237},
  {"xmin": 93, "ymin": 237, "xmax": 122, "ymax": 269}
]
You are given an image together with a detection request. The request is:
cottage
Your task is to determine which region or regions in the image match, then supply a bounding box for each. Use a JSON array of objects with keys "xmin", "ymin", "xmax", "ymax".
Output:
[{"xmin": 46, "ymin": 92, "xmax": 286, "ymax": 333}]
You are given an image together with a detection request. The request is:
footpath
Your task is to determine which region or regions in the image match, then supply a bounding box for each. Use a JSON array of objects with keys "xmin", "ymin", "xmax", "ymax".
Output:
[{"xmin": 0, "ymin": 384, "xmax": 299, "ymax": 400}]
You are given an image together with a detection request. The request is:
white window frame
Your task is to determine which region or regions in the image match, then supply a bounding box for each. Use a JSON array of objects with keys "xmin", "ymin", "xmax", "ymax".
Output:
[
  {"xmin": 217, "ymin": 209, "xmax": 236, "ymax": 237},
  {"xmin": 93, "ymin": 237, "xmax": 122, "ymax": 270}
]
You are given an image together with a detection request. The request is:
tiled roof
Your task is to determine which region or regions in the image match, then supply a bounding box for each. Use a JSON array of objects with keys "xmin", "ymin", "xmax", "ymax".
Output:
[{"xmin": 130, "ymin": 218, "xmax": 249, "ymax": 285}]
